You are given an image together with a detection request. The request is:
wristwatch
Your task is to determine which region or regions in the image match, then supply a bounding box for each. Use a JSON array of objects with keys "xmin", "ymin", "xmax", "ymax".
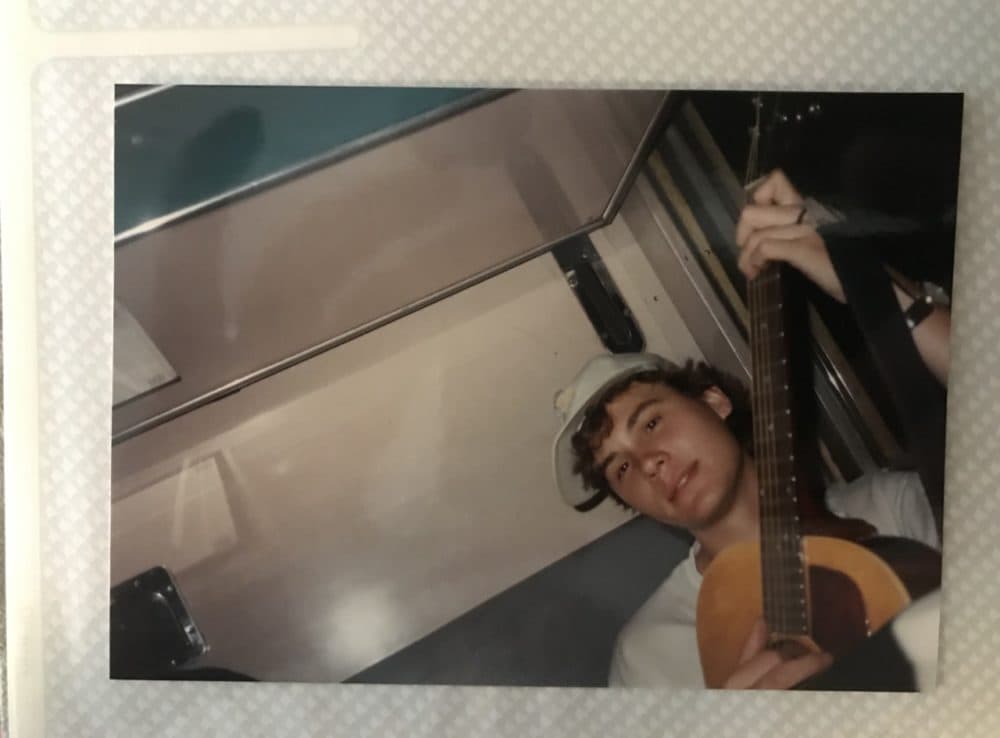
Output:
[
  {"xmin": 888, "ymin": 268, "xmax": 946, "ymax": 332},
  {"xmin": 903, "ymin": 292, "xmax": 936, "ymax": 331}
]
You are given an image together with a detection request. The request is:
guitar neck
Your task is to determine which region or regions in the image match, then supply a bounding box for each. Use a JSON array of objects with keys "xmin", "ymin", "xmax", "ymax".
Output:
[{"xmin": 749, "ymin": 263, "xmax": 810, "ymax": 637}]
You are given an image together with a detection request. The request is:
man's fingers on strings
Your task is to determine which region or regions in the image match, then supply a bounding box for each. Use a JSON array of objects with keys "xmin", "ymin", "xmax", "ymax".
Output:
[
  {"xmin": 750, "ymin": 169, "xmax": 804, "ymax": 207},
  {"xmin": 721, "ymin": 618, "xmax": 772, "ymax": 689},
  {"xmin": 724, "ymin": 650, "xmax": 784, "ymax": 689},
  {"xmin": 737, "ymin": 243, "xmax": 760, "ymax": 279},
  {"xmin": 737, "ymin": 244, "xmax": 756, "ymax": 279},
  {"xmin": 742, "ymin": 232, "xmax": 820, "ymax": 280},
  {"xmin": 743, "ymin": 223, "xmax": 814, "ymax": 255},
  {"xmin": 735, "ymin": 204, "xmax": 808, "ymax": 247},
  {"xmin": 751, "ymin": 651, "xmax": 834, "ymax": 690},
  {"xmin": 737, "ymin": 618, "xmax": 769, "ymax": 664},
  {"xmin": 738, "ymin": 237, "xmax": 798, "ymax": 279}
]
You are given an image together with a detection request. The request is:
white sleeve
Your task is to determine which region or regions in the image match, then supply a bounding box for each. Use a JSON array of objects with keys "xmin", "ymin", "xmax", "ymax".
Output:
[
  {"xmin": 826, "ymin": 470, "xmax": 940, "ymax": 551},
  {"xmin": 608, "ymin": 618, "xmax": 704, "ymax": 688},
  {"xmin": 607, "ymin": 554, "xmax": 704, "ymax": 688},
  {"xmin": 878, "ymin": 471, "xmax": 940, "ymax": 550}
]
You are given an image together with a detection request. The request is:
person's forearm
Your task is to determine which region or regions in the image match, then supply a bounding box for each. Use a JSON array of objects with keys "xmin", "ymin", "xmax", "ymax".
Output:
[{"xmin": 891, "ymin": 283, "xmax": 951, "ymax": 385}]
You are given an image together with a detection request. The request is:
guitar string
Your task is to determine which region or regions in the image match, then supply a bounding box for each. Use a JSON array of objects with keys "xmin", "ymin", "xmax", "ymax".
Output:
[
  {"xmin": 752, "ymin": 263, "xmax": 783, "ymax": 635},
  {"xmin": 777, "ymin": 268, "xmax": 803, "ymax": 633},
  {"xmin": 751, "ymin": 270, "xmax": 781, "ymax": 630},
  {"xmin": 769, "ymin": 266, "xmax": 806, "ymax": 633},
  {"xmin": 745, "ymin": 95, "xmax": 782, "ymax": 637},
  {"xmin": 745, "ymin": 95, "xmax": 799, "ymax": 636},
  {"xmin": 767, "ymin": 266, "xmax": 793, "ymax": 634},
  {"xmin": 762, "ymin": 269, "xmax": 780, "ymax": 635},
  {"xmin": 748, "ymin": 251, "xmax": 768, "ymax": 630},
  {"xmin": 761, "ymin": 267, "xmax": 785, "ymax": 635},
  {"xmin": 777, "ymin": 267, "xmax": 807, "ymax": 632},
  {"xmin": 757, "ymin": 271, "xmax": 778, "ymax": 634},
  {"xmin": 748, "ymin": 260, "xmax": 767, "ymax": 630}
]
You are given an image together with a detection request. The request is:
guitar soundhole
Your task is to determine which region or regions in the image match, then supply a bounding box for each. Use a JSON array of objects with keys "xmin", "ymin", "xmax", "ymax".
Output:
[{"xmin": 808, "ymin": 565, "xmax": 869, "ymax": 658}]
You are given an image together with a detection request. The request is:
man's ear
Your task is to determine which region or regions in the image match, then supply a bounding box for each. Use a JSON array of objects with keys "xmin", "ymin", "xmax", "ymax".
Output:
[{"xmin": 701, "ymin": 386, "xmax": 733, "ymax": 420}]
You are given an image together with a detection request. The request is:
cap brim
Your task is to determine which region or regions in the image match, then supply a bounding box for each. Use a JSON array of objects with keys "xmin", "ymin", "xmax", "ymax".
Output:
[{"xmin": 552, "ymin": 356, "xmax": 671, "ymax": 510}]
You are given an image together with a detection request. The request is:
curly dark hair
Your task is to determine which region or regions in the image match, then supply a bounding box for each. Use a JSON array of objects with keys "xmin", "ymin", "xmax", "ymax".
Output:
[{"xmin": 570, "ymin": 360, "xmax": 752, "ymax": 511}]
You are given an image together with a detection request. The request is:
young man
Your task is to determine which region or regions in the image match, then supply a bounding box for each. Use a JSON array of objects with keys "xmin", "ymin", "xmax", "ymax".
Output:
[
  {"xmin": 551, "ymin": 353, "xmax": 939, "ymax": 689},
  {"xmin": 550, "ymin": 170, "xmax": 947, "ymax": 689}
]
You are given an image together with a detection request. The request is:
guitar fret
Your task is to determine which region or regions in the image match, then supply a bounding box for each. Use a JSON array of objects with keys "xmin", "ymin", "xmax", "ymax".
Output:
[
  {"xmin": 753, "ymin": 433, "xmax": 795, "ymax": 446},
  {"xmin": 751, "ymin": 265, "xmax": 813, "ymax": 641}
]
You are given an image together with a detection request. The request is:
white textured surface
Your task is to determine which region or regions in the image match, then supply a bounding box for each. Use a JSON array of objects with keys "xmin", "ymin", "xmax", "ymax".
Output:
[{"xmin": 21, "ymin": 1, "xmax": 1000, "ymax": 737}]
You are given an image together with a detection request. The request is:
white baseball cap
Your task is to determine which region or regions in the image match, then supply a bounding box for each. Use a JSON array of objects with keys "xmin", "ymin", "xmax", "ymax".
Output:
[{"xmin": 552, "ymin": 352, "xmax": 675, "ymax": 510}]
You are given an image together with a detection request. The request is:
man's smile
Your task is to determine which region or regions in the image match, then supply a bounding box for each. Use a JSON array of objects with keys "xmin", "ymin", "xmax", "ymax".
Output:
[{"xmin": 666, "ymin": 459, "xmax": 700, "ymax": 504}]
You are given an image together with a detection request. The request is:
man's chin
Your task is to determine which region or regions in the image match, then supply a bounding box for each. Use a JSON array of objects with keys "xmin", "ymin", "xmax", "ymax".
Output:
[{"xmin": 684, "ymin": 490, "xmax": 735, "ymax": 531}]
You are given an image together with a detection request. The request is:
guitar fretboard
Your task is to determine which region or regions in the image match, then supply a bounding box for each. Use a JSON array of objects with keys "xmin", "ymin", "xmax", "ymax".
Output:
[{"xmin": 749, "ymin": 264, "xmax": 810, "ymax": 636}]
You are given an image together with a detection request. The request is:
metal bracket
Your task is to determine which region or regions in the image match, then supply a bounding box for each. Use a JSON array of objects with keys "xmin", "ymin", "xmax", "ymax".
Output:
[{"xmin": 551, "ymin": 236, "xmax": 644, "ymax": 354}]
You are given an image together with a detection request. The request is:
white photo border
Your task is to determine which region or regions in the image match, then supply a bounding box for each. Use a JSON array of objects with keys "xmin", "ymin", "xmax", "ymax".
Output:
[{"xmin": 5, "ymin": 2, "xmax": 1000, "ymax": 737}]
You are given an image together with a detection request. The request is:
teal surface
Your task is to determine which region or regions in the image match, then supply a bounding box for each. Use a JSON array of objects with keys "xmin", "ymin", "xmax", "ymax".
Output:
[{"xmin": 114, "ymin": 85, "xmax": 481, "ymax": 235}]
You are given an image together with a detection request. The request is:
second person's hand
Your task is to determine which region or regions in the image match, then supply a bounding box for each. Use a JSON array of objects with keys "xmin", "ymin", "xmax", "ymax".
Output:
[
  {"xmin": 723, "ymin": 618, "xmax": 833, "ymax": 690},
  {"xmin": 736, "ymin": 170, "xmax": 846, "ymax": 303}
]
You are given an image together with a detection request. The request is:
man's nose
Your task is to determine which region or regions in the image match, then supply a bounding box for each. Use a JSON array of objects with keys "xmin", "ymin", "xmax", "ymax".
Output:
[{"xmin": 640, "ymin": 451, "xmax": 670, "ymax": 477}]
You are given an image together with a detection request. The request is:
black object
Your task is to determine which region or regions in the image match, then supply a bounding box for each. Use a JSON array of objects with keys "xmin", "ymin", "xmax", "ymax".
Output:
[
  {"xmin": 824, "ymin": 232, "xmax": 947, "ymax": 539},
  {"xmin": 796, "ymin": 618, "xmax": 917, "ymax": 692},
  {"xmin": 903, "ymin": 293, "xmax": 936, "ymax": 331},
  {"xmin": 552, "ymin": 236, "xmax": 645, "ymax": 353},
  {"xmin": 110, "ymin": 566, "xmax": 208, "ymax": 679}
]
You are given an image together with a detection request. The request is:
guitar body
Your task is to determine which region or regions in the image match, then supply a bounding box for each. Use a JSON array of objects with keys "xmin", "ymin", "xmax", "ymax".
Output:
[{"xmin": 696, "ymin": 535, "xmax": 941, "ymax": 688}]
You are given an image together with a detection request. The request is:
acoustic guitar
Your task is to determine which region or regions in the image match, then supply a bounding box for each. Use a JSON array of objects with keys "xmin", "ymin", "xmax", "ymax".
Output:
[{"xmin": 694, "ymin": 95, "xmax": 942, "ymax": 689}]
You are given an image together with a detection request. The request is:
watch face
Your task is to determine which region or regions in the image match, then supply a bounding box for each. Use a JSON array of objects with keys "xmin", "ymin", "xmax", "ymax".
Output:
[
  {"xmin": 905, "ymin": 294, "xmax": 937, "ymax": 330},
  {"xmin": 922, "ymin": 281, "xmax": 951, "ymax": 306}
]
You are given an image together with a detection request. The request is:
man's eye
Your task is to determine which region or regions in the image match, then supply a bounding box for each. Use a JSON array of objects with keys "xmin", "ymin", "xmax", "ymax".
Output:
[
  {"xmin": 645, "ymin": 415, "xmax": 660, "ymax": 431},
  {"xmin": 616, "ymin": 461, "xmax": 629, "ymax": 480}
]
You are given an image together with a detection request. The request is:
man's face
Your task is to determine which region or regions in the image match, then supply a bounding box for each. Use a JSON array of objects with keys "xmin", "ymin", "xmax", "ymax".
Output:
[{"xmin": 591, "ymin": 380, "xmax": 746, "ymax": 529}]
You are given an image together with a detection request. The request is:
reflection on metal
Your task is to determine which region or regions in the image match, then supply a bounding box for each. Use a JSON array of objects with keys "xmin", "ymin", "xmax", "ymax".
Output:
[
  {"xmin": 645, "ymin": 153, "xmax": 749, "ymax": 330},
  {"xmin": 114, "ymin": 84, "xmax": 176, "ymax": 106},
  {"xmin": 111, "ymin": 454, "xmax": 239, "ymax": 571},
  {"xmin": 808, "ymin": 310, "xmax": 903, "ymax": 467},
  {"xmin": 113, "ymin": 223, "xmax": 598, "ymax": 445},
  {"xmin": 600, "ymin": 93, "xmax": 678, "ymax": 223},
  {"xmin": 811, "ymin": 342, "xmax": 879, "ymax": 478},
  {"xmin": 658, "ymin": 120, "xmax": 749, "ymax": 289},
  {"xmin": 115, "ymin": 88, "xmax": 510, "ymax": 246},
  {"xmin": 624, "ymin": 173, "xmax": 750, "ymax": 382},
  {"xmin": 113, "ymin": 89, "xmax": 668, "ymax": 444}
]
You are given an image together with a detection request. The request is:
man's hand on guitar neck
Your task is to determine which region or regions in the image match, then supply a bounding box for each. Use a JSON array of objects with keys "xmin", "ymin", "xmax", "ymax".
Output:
[
  {"xmin": 735, "ymin": 169, "xmax": 951, "ymax": 385},
  {"xmin": 735, "ymin": 171, "xmax": 848, "ymax": 303},
  {"xmin": 745, "ymin": 168, "xmax": 803, "ymax": 209},
  {"xmin": 722, "ymin": 618, "xmax": 833, "ymax": 690}
]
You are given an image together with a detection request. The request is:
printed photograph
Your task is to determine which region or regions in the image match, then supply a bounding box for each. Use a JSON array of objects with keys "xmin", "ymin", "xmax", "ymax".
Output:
[{"xmin": 110, "ymin": 85, "xmax": 961, "ymax": 690}]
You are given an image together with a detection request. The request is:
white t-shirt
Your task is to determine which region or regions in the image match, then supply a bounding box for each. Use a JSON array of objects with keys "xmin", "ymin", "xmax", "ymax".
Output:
[{"xmin": 608, "ymin": 470, "xmax": 941, "ymax": 688}]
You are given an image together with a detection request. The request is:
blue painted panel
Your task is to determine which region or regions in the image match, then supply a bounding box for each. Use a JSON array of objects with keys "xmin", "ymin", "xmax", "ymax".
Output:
[{"xmin": 115, "ymin": 85, "xmax": 481, "ymax": 234}]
